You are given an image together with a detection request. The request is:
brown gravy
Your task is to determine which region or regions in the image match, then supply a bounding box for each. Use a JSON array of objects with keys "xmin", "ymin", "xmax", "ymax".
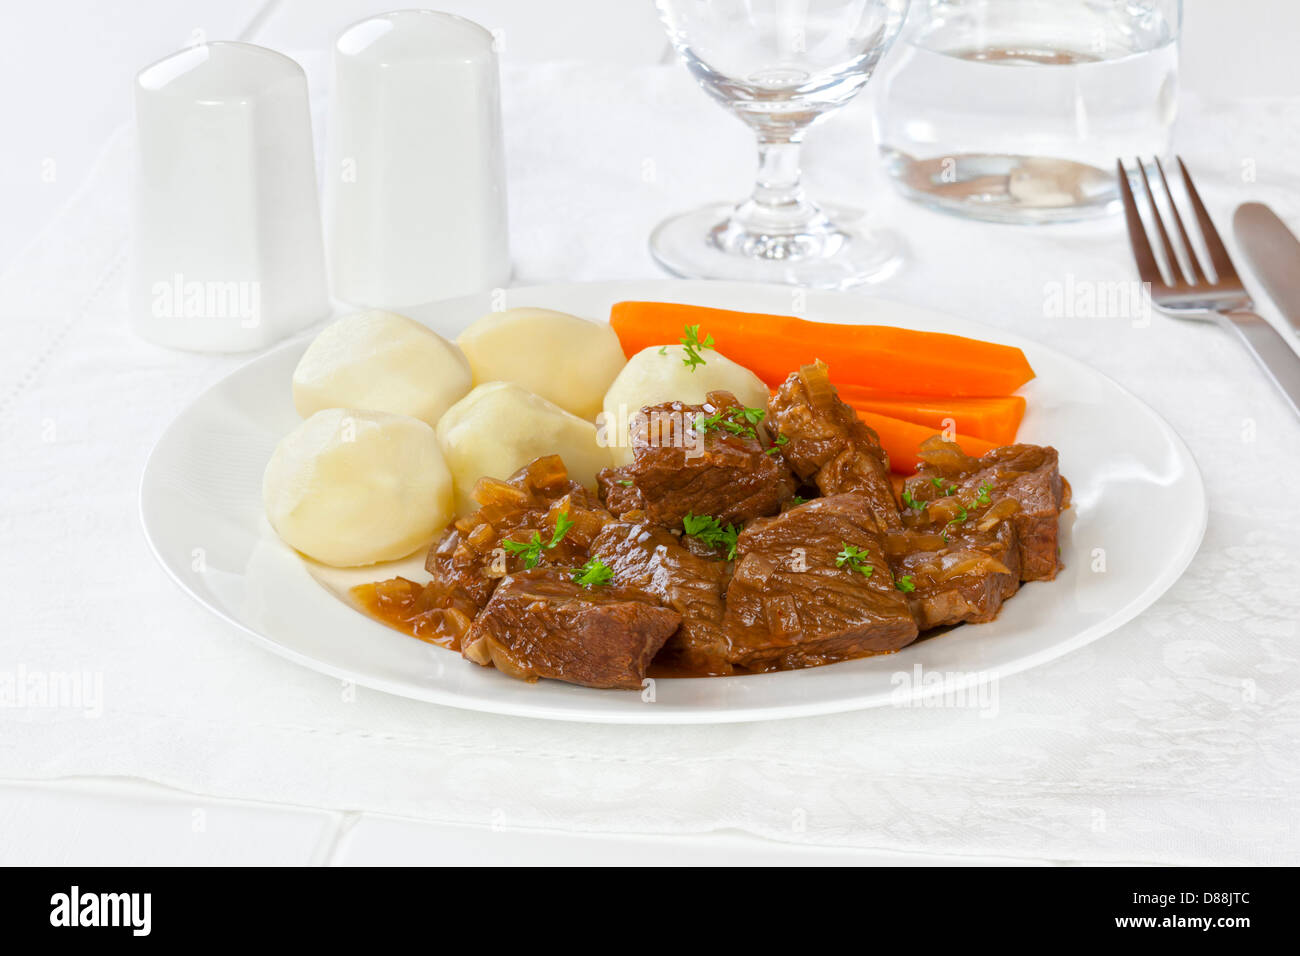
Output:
[{"xmin": 351, "ymin": 578, "xmax": 461, "ymax": 652}]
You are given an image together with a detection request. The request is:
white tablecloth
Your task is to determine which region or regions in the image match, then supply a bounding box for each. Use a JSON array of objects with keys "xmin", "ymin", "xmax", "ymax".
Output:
[{"xmin": 2, "ymin": 58, "xmax": 1298, "ymax": 865}]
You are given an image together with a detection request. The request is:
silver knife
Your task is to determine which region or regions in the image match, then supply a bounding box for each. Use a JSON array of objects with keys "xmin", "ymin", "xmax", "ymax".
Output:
[{"xmin": 1234, "ymin": 202, "xmax": 1300, "ymax": 335}]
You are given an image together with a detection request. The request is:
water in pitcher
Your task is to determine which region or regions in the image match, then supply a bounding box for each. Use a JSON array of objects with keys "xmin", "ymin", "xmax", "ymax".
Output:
[{"xmin": 876, "ymin": 0, "xmax": 1181, "ymax": 222}]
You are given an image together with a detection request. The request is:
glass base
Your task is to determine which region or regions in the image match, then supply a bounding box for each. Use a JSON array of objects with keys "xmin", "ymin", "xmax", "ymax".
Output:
[{"xmin": 650, "ymin": 202, "xmax": 904, "ymax": 289}]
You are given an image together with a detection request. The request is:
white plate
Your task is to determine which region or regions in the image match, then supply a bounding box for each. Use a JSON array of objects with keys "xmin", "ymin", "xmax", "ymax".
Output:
[{"xmin": 140, "ymin": 280, "xmax": 1206, "ymax": 723}]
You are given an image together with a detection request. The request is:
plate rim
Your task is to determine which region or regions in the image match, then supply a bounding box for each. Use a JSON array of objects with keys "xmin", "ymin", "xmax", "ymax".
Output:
[{"xmin": 139, "ymin": 278, "xmax": 1208, "ymax": 724}]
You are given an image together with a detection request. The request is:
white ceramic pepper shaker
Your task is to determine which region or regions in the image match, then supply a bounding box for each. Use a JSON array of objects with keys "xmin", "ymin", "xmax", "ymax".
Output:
[
  {"xmin": 324, "ymin": 10, "xmax": 511, "ymax": 310},
  {"xmin": 129, "ymin": 42, "xmax": 330, "ymax": 352}
]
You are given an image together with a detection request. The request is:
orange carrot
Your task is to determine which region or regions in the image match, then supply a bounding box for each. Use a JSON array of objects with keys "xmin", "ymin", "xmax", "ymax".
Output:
[
  {"xmin": 856, "ymin": 409, "xmax": 997, "ymax": 474},
  {"xmin": 610, "ymin": 301, "xmax": 1035, "ymax": 397},
  {"xmin": 838, "ymin": 391, "xmax": 1026, "ymax": 446}
]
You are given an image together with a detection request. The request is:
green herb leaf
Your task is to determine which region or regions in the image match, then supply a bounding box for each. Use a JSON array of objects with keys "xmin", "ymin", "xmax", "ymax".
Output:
[
  {"xmin": 835, "ymin": 542, "xmax": 874, "ymax": 578},
  {"xmin": 789, "ymin": 495, "xmax": 807, "ymax": 506},
  {"xmin": 976, "ymin": 482, "xmax": 993, "ymax": 505},
  {"xmin": 549, "ymin": 511, "xmax": 574, "ymax": 548},
  {"xmin": 501, "ymin": 532, "xmax": 544, "ymax": 568},
  {"xmin": 679, "ymin": 324, "xmax": 715, "ymax": 371},
  {"xmin": 895, "ymin": 575, "xmax": 916, "ymax": 593},
  {"xmin": 901, "ymin": 489, "xmax": 927, "ymax": 512},
  {"xmin": 682, "ymin": 512, "xmax": 740, "ymax": 560},
  {"xmin": 930, "ymin": 477, "xmax": 956, "ymax": 496},
  {"xmin": 948, "ymin": 504, "xmax": 968, "ymax": 526},
  {"xmin": 501, "ymin": 510, "xmax": 572, "ymax": 569},
  {"xmin": 572, "ymin": 557, "xmax": 613, "ymax": 589},
  {"xmin": 617, "ymin": 479, "xmax": 634, "ymax": 486},
  {"xmin": 765, "ymin": 433, "xmax": 789, "ymax": 455},
  {"xmin": 695, "ymin": 404, "xmax": 765, "ymax": 441}
]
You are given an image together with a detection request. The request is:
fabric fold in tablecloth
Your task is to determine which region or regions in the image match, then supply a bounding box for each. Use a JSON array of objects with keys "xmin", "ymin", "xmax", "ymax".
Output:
[{"xmin": 2, "ymin": 62, "xmax": 1298, "ymax": 864}]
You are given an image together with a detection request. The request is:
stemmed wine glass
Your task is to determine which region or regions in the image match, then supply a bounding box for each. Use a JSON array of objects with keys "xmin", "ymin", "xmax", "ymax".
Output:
[{"xmin": 652, "ymin": 0, "xmax": 911, "ymax": 288}]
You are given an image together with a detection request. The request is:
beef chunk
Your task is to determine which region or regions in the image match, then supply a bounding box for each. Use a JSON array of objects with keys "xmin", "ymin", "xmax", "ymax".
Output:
[
  {"xmin": 722, "ymin": 494, "xmax": 919, "ymax": 671},
  {"xmin": 597, "ymin": 390, "xmax": 795, "ymax": 526},
  {"xmin": 902, "ymin": 440, "xmax": 1067, "ymax": 581},
  {"xmin": 596, "ymin": 468, "xmax": 645, "ymax": 517},
  {"xmin": 766, "ymin": 362, "xmax": 901, "ymax": 532},
  {"xmin": 423, "ymin": 455, "xmax": 610, "ymax": 632},
  {"xmin": 888, "ymin": 524, "xmax": 1021, "ymax": 630},
  {"xmin": 461, "ymin": 568, "xmax": 680, "ymax": 689},
  {"xmin": 589, "ymin": 520, "xmax": 733, "ymax": 675}
]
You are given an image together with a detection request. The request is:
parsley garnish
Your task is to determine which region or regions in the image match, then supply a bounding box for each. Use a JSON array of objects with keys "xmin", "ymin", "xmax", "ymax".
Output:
[
  {"xmin": 930, "ymin": 477, "xmax": 956, "ymax": 496},
  {"xmin": 680, "ymin": 324, "xmax": 714, "ymax": 371},
  {"xmin": 572, "ymin": 557, "xmax": 613, "ymax": 589},
  {"xmin": 617, "ymin": 479, "xmax": 634, "ymax": 486},
  {"xmin": 901, "ymin": 489, "xmax": 927, "ymax": 511},
  {"xmin": 835, "ymin": 542, "xmax": 874, "ymax": 578},
  {"xmin": 695, "ymin": 404, "xmax": 764, "ymax": 441},
  {"xmin": 766, "ymin": 433, "xmax": 789, "ymax": 455},
  {"xmin": 948, "ymin": 504, "xmax": 968, "ymax": 526},
  {"xmin": 658, "ymin": 345, "xmax": 667, "ymax": 355},
  {"xmin": 502, "ymin": 511, "xmax": 573, "ymax": 569},
  {"xmin": 896, "ymin": 575, "xmax": 916, "ymax": 593},
  {"xmin": 682, "ymin": 512, "xmax": 740, "ymax": 559},
  {"xmin": 694, "ymin": 409, "xmax": 722, "ymax": 433},
  {"xmin": 789, "ymin": 495, "xmax": 807, "ymax": 506},
  {"xmin": 976, "ymin": 482, "xmax": 993, "ymax": 505}
]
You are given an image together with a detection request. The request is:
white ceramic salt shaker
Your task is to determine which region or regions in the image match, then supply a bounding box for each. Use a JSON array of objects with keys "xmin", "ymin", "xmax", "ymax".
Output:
[
  {"xmin": 324, "ymin": 10, "xmax": 511, "ymax": 309},
  {"xmin": 129, "ymin": 42, "xmax": 330, "ymax": 352}
]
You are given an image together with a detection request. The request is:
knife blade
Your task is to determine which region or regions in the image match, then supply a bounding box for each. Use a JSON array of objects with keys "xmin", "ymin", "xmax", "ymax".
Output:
[{"xmin": 1233, "ymin": 202, "xmax": 1300, "ymax": 335}]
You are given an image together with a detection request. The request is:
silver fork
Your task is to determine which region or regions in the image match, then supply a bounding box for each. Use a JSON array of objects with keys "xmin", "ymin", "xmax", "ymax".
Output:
[{"xmin": 1117, "ymin": 156, "xmax": 1300, "ymax": 418}]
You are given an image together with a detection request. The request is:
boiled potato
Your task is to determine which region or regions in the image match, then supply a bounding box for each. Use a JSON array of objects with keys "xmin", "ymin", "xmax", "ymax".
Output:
[
  {"xmin": 437, "ymin": 381, "xmax": 613, "ymax": 515},
  {"xmin": 263, "ymin": 408, "xmax": 453, "ymax": 567},
  {"xmin": 600, "ymin": 345, "xmax": 769, "ymax": 465},
  {"xmin": 293, "ymin": 310, "xmax": 472, "ymax": 427},
  {"xmin": 456, "ymin": 308, "xmax": 626, "ymax": 420}
]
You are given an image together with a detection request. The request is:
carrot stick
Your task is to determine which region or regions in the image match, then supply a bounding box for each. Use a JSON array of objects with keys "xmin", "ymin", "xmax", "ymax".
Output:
[
  {"xmin": 610, "ymin": 301, "xmax": 1035, "ymax": 397},
  {"xmin": 839, "ymin": 391, "xmax": 1025, "ymax": 446},
  {"xmin": 857, "ymin": 409, "xmax": 997, "ymax": 474}
]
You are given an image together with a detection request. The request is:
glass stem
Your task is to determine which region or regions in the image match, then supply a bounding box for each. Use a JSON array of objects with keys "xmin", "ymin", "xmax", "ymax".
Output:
[
  {"xmin": 753, "ymin": 140, "xmax": 806, "ymax": 214},
  {"xmin": 733, "ymin": 133, "xmax": 827, "ymax": 236}
]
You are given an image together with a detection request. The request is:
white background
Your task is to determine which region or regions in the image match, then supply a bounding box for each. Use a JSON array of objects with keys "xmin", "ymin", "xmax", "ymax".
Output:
[{"xmin": 1, "ymin": 0, "xmax": 1298, "ymax": 865}]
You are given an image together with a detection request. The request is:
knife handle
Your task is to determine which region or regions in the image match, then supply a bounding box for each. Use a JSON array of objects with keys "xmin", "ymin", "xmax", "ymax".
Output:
[{"xmin": 1219, "ymin": 311, "xmax": 1300, "ymax": 419}]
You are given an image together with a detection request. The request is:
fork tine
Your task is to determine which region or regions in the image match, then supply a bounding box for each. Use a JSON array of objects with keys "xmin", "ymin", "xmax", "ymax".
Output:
[
  {"xmin": 1135, "ymin": 157, "xmax": 1185, "ymax": 285},
  {"xmin": 1116, "ymin": 159, "xmax": 1162, "ymax": 286},
  {"xmin": 1176, "ymin": 156, "xmax": 1238, "ymax": 283},
  {"xmin": 1153, "ymin": 157, "xmax": 1207, "ymax": 284}
]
